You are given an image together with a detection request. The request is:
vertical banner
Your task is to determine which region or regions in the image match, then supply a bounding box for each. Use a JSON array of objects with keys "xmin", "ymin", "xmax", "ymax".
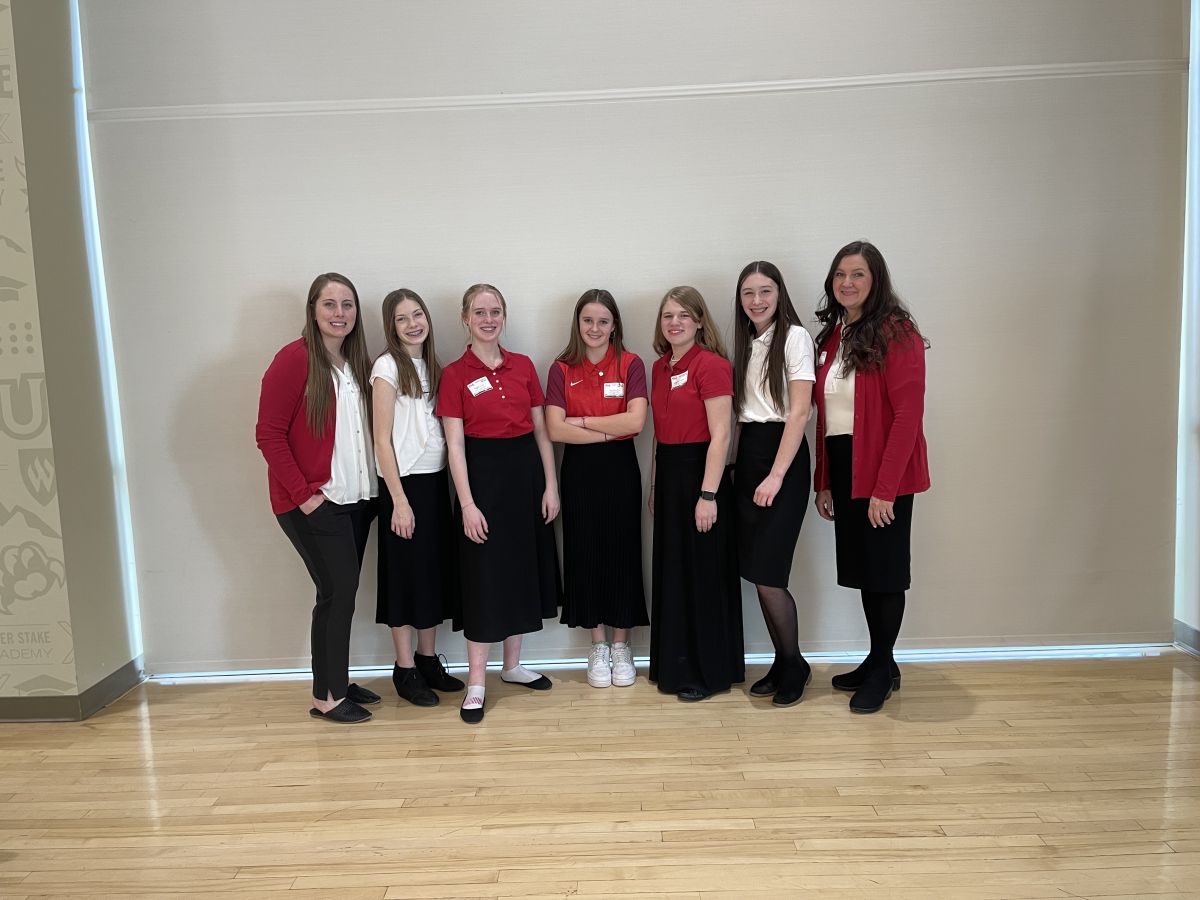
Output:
[{"xmin": 0, "ymin": 3, "xmax": 76, "ymax": 697}]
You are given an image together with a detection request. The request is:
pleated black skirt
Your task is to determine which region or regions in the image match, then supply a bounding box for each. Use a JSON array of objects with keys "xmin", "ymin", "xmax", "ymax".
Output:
[
  {"xmin": 375, "ymin": 471, "xmax": 457, "ymax": 629},
  {"xmin": 454, "ymin": 433, "xmax": 562, "ymax": 642},
  {"xmin": 734, "ymin": 423, "xmax": 810, "ymax": 587},
  {"xmin": 649, "ymin": 441, "xmax": 745, "ymax": 694},
  {"xmin": 559, "ymin": 440, "xmax": 649, "ymax": 629},
  {"xmin": 826, "ymin": 434, "xmax": 914, "ymax": 592}
]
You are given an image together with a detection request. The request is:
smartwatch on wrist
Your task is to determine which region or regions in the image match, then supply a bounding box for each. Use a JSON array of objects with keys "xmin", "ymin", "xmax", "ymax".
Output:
[{"xmin": 699, "ymin": 489, "xmax": 717, "ymax": 502}]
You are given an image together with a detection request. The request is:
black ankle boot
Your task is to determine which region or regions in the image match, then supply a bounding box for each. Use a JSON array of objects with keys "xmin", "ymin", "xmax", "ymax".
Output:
[
  {"xmin": 848, "ymin": 665, "xmax": 895, "ymax": 714},
  {"xmin": 749, "ymin": 658, "xmax": 782, "ymax": 697},
  {"xmin": 771, "ymin": 657, "xmax": 812, "ymax": 707},
  {"xmin": 393, "ymin": 664, "xmax": 438, "ymax": 707},
  {"xmin": 831, "ymin": 657, "xmax": 901, "ymax": 693},
  {"xmin": 414, "ymin": 653, "xmax": 466, "ymax": 692}
]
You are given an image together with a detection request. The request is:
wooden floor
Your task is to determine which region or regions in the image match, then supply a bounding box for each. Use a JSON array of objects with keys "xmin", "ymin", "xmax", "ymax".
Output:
[{"xmin": 2, "ymin": 653, "xmax": 1200, "ymax": 899}]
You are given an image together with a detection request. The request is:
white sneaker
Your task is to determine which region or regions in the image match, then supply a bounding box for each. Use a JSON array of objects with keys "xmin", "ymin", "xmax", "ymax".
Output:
[
  {"xmin": 611, "ymin": 642, "xmax": 636, "ymax": 687},
  {"xmin": 587, "ymin": 642, "xmax": 612, "ymax": 688}
]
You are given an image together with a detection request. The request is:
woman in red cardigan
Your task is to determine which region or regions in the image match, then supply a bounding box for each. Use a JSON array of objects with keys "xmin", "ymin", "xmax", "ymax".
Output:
[
  {"xmin": 256, "ymin": 273, "xmax": 379, "ymax": 724},
  {"xmin": 813, "ymin": 242, "xmax": 929, "ymax": 714}
]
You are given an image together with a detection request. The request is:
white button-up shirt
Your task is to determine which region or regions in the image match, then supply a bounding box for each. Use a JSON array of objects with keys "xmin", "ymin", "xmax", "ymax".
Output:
[{"xmin": 320, "ymin": 363, "xmax": 377, "ymax": 504}]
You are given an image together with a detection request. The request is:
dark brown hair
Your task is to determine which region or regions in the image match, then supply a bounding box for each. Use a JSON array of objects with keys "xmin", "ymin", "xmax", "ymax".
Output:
[
  {"xmin": 556, "ymin": 288, "xmax": 625, "ymax": 369},
  {"xmin": 731, "ymin": 261, "xmax": 802, "ymax": 417},
  {"xmin": 652, "ymin": 286, "xmax": 727, "ymax": 358},
  {"xmin": 378, "ymin": 289, "xmax": 441, "ymax": 400},
  {"xmin": 301, "ymin": 273, "xmax": 371, "ymax": 435},
  {"xmin": 815, "ymin": 241, "xmax": 926, "ymax": 372}
]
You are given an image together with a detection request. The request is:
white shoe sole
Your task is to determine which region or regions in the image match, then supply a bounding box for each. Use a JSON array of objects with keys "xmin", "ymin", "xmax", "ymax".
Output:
[
  {"xmin": 611, "ymin": 673, "xmax": 635, "ymax": 687},
  {"xmin": 587, "ymin": 674, "xmax": 612, "ymax": 688}
]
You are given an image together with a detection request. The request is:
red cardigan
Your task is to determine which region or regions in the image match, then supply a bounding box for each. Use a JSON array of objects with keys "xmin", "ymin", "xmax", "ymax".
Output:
[
  {"xmin": 813, "ymin": 320, "xmax": 930, "ymax": 502},
  {"xmin": 255, "ymin": 338, "xmax": 335, "ymax": 514}
]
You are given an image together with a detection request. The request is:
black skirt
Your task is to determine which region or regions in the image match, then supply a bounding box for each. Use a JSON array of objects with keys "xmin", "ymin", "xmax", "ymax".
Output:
[
  {"xmin": 454, "ymin": 433, "xmax": 562, "ymax": 642},
  {"xmin": 375, "ymin": 470, "xmax": 457, "ymax": 629},
  {"xmin": 649, "ymin": 441, "xmax": 745, "ymax": 694},
  {"xmin": 559, "ymin": 440, "xmax": 649, "ymax": 629},
  {"xmin": 826, "ymin": 434, "xmax": 914, "ymax": 592},
  {"xmin": 734, "ymin": 423, "xmax": 810, "ymax": 587}
]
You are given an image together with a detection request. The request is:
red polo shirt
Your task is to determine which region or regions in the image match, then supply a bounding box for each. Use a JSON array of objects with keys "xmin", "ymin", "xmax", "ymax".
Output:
[
  {"xmin": 436, "ymin": 345, "xmax": 544, "ymax": 438},
  {"xmin": 813, "ymin": 320, "xmax": 930, "ymax": 502},
  {"xmin": 545, "ymin": 347, "xmax": 647, "ymax": 440},
  {"xmin": 650, "ymin": 344, "xmax": 733, "ymax": 444}
]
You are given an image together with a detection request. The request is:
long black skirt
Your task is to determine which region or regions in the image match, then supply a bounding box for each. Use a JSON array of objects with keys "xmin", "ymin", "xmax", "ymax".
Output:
[
  {"xmin": 734, "ymin": 423, "xmax": 810, "ymax": 587},
  {"xmin": 649, "ymin": 441, "xmax": 745, "ymax": 694},
  {"xmin": 826, "ymin": 434, "xmax": 914, "ymax": 592},
  {"xmin": 375, "ymin": 470, "xmax": 456, "ymax": 629},
  {"xmin": 454, "ymin": 433, "xmax": 562, "ymax": 642},
  {"xmin": 559, "ymin": 440, "xmax": 649, "ymax": 629}
]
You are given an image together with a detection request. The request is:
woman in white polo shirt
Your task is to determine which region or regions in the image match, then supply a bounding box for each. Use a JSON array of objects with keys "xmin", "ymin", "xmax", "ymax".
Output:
[
  {"xmin": 730, "ymin": 261, "xmax": 817, "ymax": 707},
  {"xmin": 370, "ymin": 289, "xmax": 465, "ymax": 707}
]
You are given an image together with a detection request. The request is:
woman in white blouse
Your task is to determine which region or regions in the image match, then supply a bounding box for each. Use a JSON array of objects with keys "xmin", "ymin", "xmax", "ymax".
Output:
[
  {"xmin": 730, "ymin": 261, "xmax": 817, "ymax": 707},
  {"xmin": 370, "ymin": 289, "xmax": 465, "ymax": 707}
]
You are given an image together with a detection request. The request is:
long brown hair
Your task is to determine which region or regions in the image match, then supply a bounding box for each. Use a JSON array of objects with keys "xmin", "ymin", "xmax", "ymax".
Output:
[
  {"xmin": 379, "ymin": 289, "xmax": 441, "ymax": 400},
  {"xmin": 652, "ymin": 286, "xmax": 727, "ymax": 359},
  {"xmin": 815, "ymin": 241, "xmax": 926, "ymax": 372},
  {"xmin": 556, "ymin": 288, "xmax": 625, "ymax": 369},
  {"xmin": 301, "ymin": 272, "xmax": 371, "ymax": 435},
  {"xmin": 731, "ymin": 261, "xmax": 802, "ymax": 417}
]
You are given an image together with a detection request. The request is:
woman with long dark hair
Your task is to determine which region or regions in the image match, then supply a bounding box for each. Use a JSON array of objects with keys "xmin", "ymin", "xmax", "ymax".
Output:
[
  {"xmin": 730, "ymin": 261, "xmax": 816, "ymax": 707},
  {"xmin": 813, "ymin": 242, "xmax": 930, "ymax": 714},
  {"xmin": 437, "ymin": 284, "xmax": 562, "ymax": 723},
  {"xmin": 256, "ymin": 273, "xmax": 380, "ymax": 724},
  {"xmin": 370, "ymin": 289, "xmax": 464, "ymax": 707},
  {"xmin": 648, "ymin": 286, "xmax": 744, "ymax": 701},
  {"xmin": 545, "ymin": 289, "xmax": 649, "ymax": 688}
]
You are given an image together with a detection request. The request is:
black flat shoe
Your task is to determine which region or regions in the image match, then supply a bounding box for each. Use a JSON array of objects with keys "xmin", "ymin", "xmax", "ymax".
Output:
[
  {"xmin": 346, "ymin": 682, "xmax": 381, "ymax": 705},
  {"xmin": 848, "ymin": 669, "xmax": 895, "ymax": 714},
  {"xmin": 832, "ymin": 660, "xmax": 901, "ymax": 693},
  {"xmin": 393, "ymin": 665, "xmax": 439, "ymax": 707},
  {"xmin": 749, "ymin": 659, "xmax": 781, "ymax": 697},
  {"xmin": 415, "ymin": 652, "xmax": 466, "ymax": 692},
  {"xmin": 460, "ymin": 697, "xmax": 485, "ymax": 724},
  {"xmin": 772, "ymin": 666, "xmax": 813, "ymax": 708},
  {"xmin": 677, "ymin": 686, "xmax": 711, "ymax": 702},
  {"xmin": 501, "ymin": 674, "xmax": 553, "ymax": 691},
  {"xmin": 309, "ymin": 699, "xmax": 372, "ymax": 724}
]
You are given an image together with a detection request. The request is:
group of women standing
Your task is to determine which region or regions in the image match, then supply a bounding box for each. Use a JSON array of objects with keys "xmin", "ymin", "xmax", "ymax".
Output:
[{"xmin": 255, "ymin": 242, "xmax": 929, "ymax": 725}]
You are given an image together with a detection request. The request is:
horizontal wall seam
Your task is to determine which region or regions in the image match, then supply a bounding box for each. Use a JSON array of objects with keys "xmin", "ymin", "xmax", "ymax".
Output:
[{"xmin": 87, "ymin": 58, "xmax": 1188, "ymax": 123}]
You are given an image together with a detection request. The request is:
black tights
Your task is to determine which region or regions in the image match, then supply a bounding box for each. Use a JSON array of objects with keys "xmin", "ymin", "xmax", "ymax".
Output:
[
  {"xmin": 862, "ymin": 590, "xmax": 905, "ymax": 666},
  {"xmin": 756, "ymin": 584, "xmax": 802, "ymax": 663}
]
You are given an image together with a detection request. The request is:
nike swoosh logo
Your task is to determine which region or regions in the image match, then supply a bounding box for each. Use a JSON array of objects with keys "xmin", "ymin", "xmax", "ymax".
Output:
[{"xmin": 569, "ymin": 380, "xmax": 583, "ymax": 387}]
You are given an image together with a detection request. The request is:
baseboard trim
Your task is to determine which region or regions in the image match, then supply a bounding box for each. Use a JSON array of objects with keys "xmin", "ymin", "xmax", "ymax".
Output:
[
  {"xmin": 0, "ymin": 657, "xmax": 143, "ymax": 722},
  {"xmin": 1175, "ymin": 620, "xmax": 1200, "ymax": 657}
]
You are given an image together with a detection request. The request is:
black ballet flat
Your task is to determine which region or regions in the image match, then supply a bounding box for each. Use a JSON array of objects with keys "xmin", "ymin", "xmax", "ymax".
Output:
[
  {"xmin": 460, "ymin": 697, "xmax": 486, "ymax": 724},
  {"xmin": 346, "ymin": 682, "xmax": 382, "ymax": 705},
  {"xmin": 502, "ymin": 674, "xmax": 553, "ymax": 691}
]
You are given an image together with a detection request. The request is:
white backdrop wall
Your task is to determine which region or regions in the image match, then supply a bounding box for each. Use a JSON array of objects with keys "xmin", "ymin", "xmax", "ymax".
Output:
[{"xmin": 78, "ymin": 1, "xmax": 1187, "ymax": 674}]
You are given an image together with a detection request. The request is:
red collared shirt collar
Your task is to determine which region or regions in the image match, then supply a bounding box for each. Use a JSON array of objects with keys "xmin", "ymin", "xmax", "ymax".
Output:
[
  {"xmin": 664, "ymin": 342, "xmax": 703, "ymax": 372},
  {"xmin": 463, "ymin": 344, "xmax": 512, "ymax": 371},
  {"xmin": 582, "ymin": 346, "xmax": 617, "ymax": 377}
]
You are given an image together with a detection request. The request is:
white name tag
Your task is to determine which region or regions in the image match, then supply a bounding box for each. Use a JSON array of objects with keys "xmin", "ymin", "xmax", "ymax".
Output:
[
  {"xmin": 467, "ymin": 376, "xmax": 493, "ymax": 397},
  {"xmin": 670, "ymin": 371, "xmax": 689, "ymax": 390},
  {"xmin": 818, "ymin": 351, "xmax": 827, "ymax": 366},
  {"xmin": 603, "ymin": 382, "xmax": 625, "ymax": 398}
]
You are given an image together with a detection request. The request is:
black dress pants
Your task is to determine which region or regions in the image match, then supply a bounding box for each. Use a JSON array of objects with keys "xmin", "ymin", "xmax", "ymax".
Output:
[{"xmin": 277, "ymin": 498, "xmax": 373, "ymax": 700}]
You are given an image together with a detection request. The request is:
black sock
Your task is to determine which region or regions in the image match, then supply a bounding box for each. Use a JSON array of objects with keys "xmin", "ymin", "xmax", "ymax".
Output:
[{"xmin": 862, "ymin": 590, "xmax": 905, "ymax": 669}]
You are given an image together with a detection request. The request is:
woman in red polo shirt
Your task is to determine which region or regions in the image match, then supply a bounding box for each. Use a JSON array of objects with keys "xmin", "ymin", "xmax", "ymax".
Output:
[
  {"xmin": 813, "ymin": 241, "xmax": 930, "ymax": 714},
  {"xmin": 436, "ymin": 283, "xmax": 562, "ymax": 724},
  {"xmin": 648, "ymin": 286, "xmax": 744, "ymax": 702},
  {"xmin": 255, "ymin": 272, "xmax": 380, "ymax": 725},
  {"xmin": 545, "ymin": 289, "xmax": 649, "ymax": 689}
]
